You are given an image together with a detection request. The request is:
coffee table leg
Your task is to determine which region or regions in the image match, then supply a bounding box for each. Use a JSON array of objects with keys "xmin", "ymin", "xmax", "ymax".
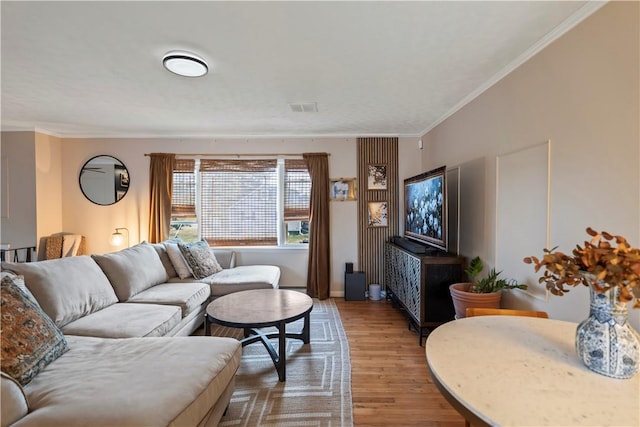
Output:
[
  {"xmin": 302, "ymin": 312, "xmax": 310, "ymax": 344},
  {"xmin": 204, "ymin": 314, "xmax": 211, "ymax": 336},
  {"xmin": 276, "ymin": 322, "xmax": 286, "ymax": 382}
]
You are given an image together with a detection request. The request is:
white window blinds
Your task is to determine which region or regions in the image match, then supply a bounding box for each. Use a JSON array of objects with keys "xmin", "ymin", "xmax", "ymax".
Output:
[{"xmin": 284, "ymin": 159, "xmax": 311, "ymax": 222}]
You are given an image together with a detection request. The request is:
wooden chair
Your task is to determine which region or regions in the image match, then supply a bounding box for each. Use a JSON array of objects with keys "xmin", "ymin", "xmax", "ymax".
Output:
[
  {"xmin": 465, "ymin": 307, "xmax": 549, "ymax": 318},
  {"xmin": 462, "ymin": 307, "xmax": 548, "ymax": 427}
]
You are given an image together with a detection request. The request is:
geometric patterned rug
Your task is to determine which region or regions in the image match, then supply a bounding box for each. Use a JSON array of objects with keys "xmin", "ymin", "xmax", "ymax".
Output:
[{"xmin": 212, "ymin": 298, "xmax": 354, "ymax": 427}]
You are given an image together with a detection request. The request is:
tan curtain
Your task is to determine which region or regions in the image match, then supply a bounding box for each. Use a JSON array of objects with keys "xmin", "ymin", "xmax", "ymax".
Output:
[
  {"xmin": 148, "ymin": 153, "xmax": 175, "ymax": 243},
  {"xmin": 303, "ymin": 153, "xmax": 330, "ymax": 299}
]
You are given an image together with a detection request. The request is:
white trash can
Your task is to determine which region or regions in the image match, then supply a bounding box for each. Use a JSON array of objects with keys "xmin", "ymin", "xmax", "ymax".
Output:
[{"xmin": 369, "ymin": 284, "xmax": 381, "ymax": 301}]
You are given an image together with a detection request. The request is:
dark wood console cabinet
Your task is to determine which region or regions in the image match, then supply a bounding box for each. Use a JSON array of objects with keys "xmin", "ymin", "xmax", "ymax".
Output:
[{"xmin": 384, "ymin": 242, "xmax": 465, "ymax": 345}]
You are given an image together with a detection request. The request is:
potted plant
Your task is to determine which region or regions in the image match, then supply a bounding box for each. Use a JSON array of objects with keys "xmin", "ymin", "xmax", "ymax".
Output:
[
  {"xmin": 523, "ymin": 227, "xmax": 640, "ymax": 378},
  {"xmin": 449, "ymin": 256, "xmax": 527, "ymax": 319}
]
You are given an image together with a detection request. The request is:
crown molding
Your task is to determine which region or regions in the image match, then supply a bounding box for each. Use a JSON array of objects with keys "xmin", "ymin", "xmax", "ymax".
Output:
[{"xmin": 3, "ymin": 130, "xmax": 420, "ymax": 140}]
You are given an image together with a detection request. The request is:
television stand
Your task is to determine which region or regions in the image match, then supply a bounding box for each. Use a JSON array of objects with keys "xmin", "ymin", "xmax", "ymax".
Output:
[{"xmin": 384, "ymin": 242, "xmax": 465, "ymax": 345}]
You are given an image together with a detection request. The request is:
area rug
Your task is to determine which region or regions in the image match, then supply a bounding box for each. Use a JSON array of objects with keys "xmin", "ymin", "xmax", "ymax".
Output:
[{"xmin": 211, "ymin": 298, "xmax": 353, "ymax": 427}]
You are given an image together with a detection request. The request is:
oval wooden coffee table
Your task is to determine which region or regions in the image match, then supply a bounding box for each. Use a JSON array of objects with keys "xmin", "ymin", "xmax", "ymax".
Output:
[{"xmin": 205, "ymin": 289, "xmax": 313, "ymax": 382}]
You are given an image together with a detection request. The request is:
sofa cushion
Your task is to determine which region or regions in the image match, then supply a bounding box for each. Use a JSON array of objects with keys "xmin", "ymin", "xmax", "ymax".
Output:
[
  {"xmin": 200, "ymin": 265, "xmax": 281, "ymax": 297},
  {"xmin": 212, "ymin": 249, "xmax": 236, "ymax": 269},
  {"xmin": 61, "ymin": 303, "xmax": 181, "ymax": 338},
  {"xmin": 1, "ymin": 372, "xmax": 28, "ymax": 427},
  {"xmin": 1, "ymin": 256, "xmax": 118, "ymax": 327},
  {"xmin": 164, "ymin": 241, "xmax": 193, "ymax": 279},
  {"xmin": 92, "ymin": 242, "xmax": 168, "ymax": 301},
  {"xmin": 150, "ymin": 242, "xmax": 178, "ymax": 278},
  {"xmin": 18, "ymin": 335, "xmax": 242, "ymax": 427},
  {"xmin": 1, "ymin": 279, "xmax": 69, "ymax": 386},
  {"xmin": 179, "ymin": 240, "xmax": 223, "ymax": 279},
  {"xmin": 127, "ymin": 282, "xmax": 210, "ymax": 317}
]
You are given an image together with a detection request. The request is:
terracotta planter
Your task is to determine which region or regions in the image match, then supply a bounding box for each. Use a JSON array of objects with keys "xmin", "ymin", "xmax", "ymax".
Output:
[{"xmin": 449, "ymin": 283, "xmax": 502, "ymax": 319}]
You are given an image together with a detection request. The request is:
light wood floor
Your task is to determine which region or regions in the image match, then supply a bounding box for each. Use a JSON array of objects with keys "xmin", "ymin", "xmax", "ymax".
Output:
[{"xmin": 334, "ymin": 297, "xmax": 464, "ymax": 427}]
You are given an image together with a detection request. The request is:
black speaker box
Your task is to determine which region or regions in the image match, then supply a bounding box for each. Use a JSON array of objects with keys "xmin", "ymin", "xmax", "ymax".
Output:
[
  {"xmin": 345, "ymin": 272, "xmax": 366, "ymax": 301},
  {"xmin": 345, "ymin": 262, "xmax": 354, "ymax": 274}
]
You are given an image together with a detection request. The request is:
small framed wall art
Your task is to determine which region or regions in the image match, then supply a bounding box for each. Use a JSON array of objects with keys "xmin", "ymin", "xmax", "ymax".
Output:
[
  {"xmin": 119, "ymin": 170, "xmax": 130, "ymax": 188},
  {"xmin": 330, "ymin": 178, "xmax": 357, "ymax": 201},
  {"xmin": 367, "ymin": 164, "xmax": 387, "ymax": 190},
  {"xmin": 367, "ymin": 201, "xmax": 388, "ymax": 227}
]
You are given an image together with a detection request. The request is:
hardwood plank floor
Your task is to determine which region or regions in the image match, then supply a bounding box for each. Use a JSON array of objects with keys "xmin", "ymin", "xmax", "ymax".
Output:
[{"xmin": 335, "ymin": 297, "xmax": 464, "ymax": 427}]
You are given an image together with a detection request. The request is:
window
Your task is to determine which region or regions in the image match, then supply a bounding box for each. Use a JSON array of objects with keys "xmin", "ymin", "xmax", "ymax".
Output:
[
  {"xmin": 170, "ymin": 158, "xmax": 310, "ymax": 246},
  {"xmin": 200, "ymin": 159, "xmax": 278, "ymax": 246},
  {"xmin": 170, "ymin": 159, "xmax": 198, "ymax": 242},
  {"xmin": 284, "ymin": 159, "xmax": 311, "ymax": 244}
]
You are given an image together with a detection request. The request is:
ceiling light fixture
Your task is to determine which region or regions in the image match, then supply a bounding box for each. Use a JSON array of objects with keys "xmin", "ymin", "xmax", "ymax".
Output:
[{"xmin": 162, "ymin": 51, "xmax": 208, "ymax": 77}]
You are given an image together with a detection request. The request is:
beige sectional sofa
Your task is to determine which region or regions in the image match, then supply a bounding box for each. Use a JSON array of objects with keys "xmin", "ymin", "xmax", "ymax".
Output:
[
  {"xmin": 3, "ymin": 336, "xmax": 241, "ymax": 427},
  {"xmin": 0, "ymin": 241, "xmax": 281, "ymax": 427}
]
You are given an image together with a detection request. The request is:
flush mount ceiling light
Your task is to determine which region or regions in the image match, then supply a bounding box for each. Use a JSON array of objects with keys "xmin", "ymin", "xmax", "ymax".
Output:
[{"xmin": 162, "ymin": 51, "xmax": 208, "ymax": 77}]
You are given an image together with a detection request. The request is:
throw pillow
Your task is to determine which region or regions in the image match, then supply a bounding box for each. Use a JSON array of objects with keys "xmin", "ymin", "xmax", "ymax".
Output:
[
  {"xmin": 178, "ymin": 240, "xmax": 223, "ymax": 280},
  {"xmin": 0, "ymin": 273, "xmax": 40, "ymax": 308},
  {"xmin": 1, "ymin": 279, "xmax": 69, "ymax": 386},
  {"xmin": 164, "ymin": 242, "xmax": 193, "ymax": 279},
  {"xmin": 150, "ymin": 242, "xmax": 178, "ymax": 278}
]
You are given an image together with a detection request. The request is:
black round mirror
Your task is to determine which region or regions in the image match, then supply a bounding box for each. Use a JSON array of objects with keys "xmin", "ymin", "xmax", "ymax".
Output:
[{"xmin": 79, "ymin": 155, "xmax": 129, "ymax": 205}]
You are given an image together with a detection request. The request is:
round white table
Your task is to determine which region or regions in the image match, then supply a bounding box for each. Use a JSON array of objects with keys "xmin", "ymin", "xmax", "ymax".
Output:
[{"xmin": 425, "ymin": 316, "xmax": 640, "ymax": 427}]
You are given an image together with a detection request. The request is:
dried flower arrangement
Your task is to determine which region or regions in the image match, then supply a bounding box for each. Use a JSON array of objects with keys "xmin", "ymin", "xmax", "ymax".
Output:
[{"xmin": 523, "ymin": 227, "xmax": 640, "ymax": 308}]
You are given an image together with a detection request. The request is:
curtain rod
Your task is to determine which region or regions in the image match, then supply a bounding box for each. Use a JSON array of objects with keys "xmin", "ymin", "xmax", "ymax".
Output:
[{"xmin": 144, "ymin": 153, "xmax": 329, "ymax": 157}]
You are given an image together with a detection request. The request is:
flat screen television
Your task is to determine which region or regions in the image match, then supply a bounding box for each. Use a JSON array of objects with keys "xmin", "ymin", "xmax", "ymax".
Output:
[{"xmin": 404, "ymin": 165, "xmax": 447, "ymax": 251}]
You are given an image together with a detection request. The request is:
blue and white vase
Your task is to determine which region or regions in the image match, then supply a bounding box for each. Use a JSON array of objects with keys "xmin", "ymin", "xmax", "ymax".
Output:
[{"xmin": 575, "ymin": 273, "xmax": 640, "ymax": 379}]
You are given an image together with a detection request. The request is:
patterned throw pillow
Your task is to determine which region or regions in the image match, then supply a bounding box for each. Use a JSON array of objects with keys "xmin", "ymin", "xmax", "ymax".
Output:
[
  {"xmin": 1, "ymin": 278, "xmax": 69, "ymax": 386},
  {"xmin": 0, "ymin": 274, "xmax": 40, "ymax": 308},
  {"xmin": 178, "ymin": 240, "xmax": 223, "ymax": 280}
]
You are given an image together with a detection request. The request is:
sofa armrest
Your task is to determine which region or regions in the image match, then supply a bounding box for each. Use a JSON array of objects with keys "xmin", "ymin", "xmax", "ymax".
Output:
[{"xmin": 211, "ymin": 250, "xmax": 235, "ymax": 269}]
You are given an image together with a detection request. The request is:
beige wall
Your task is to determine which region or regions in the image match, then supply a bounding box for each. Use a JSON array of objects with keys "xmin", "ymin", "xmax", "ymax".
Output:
[
  {"xmin": 35, "ymin": 132, "xmax": 63, "ymax": 258},
  {"xmin": 421, "ymin": 2, "xmax": 640, "ymax": 330}
]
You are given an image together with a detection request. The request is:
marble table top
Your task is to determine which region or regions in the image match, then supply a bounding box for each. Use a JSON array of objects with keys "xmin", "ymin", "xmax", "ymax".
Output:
[
  {"xmin": 206, "ymin": 289, "xmax": 313, "ymax": 328},
  {"xmin": 425, "ymin": 316, "xmax": 640, "ymax": 427}
]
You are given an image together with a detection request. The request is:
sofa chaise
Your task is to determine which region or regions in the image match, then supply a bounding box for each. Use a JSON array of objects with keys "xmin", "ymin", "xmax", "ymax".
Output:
[{"xmin": 0, "ymin": 240, "xmax": 281, "ymax": 426}]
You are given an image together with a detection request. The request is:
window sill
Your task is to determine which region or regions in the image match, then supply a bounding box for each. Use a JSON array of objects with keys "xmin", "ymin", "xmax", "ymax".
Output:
[{"xmin": 214, "ymin": 245, "xmax": 309, "ymax": 251}]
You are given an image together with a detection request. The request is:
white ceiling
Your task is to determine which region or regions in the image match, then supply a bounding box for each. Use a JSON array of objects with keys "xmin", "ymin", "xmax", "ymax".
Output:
[{"xmin": 1, "ymin": 1, "xmax": 604, "ymax": 139}]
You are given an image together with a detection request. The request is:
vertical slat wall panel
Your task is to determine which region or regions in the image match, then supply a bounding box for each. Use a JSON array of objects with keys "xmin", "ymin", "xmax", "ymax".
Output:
[{"xmin": 357, "ymin": 137, "xmax": 398, "ymax": 291}]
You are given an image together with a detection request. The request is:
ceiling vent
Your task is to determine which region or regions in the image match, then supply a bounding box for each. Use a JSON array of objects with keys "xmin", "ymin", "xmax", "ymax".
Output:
[{"xmin": 289, "ymin": 102, "xmax": 318, "ymax": 113}]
